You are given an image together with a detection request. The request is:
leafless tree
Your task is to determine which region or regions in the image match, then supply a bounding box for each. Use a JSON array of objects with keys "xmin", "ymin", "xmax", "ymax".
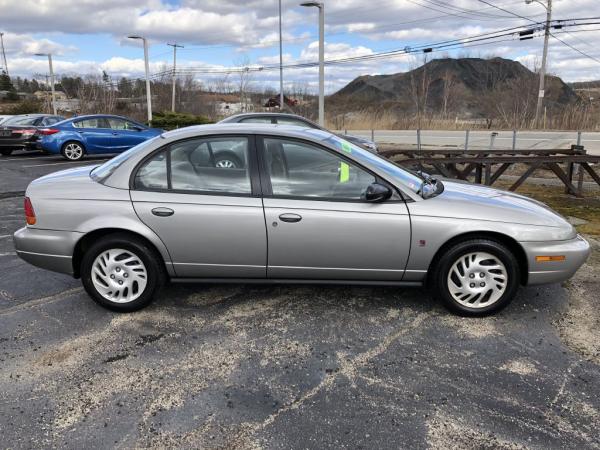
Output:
[
  {"xmin": 440, "ymin": 69, "xmax": 457, "ymax": 118},
  {"xmin": 235, "ymin": 56, "xmax": 253, "ymax": 112},
  {"xmin": 409, "ymin": 55, "xmax": 431, "ymax": 129},
  {"xmin": 76, "ymin": 75, "xmax": 117, "ymax": 115}
]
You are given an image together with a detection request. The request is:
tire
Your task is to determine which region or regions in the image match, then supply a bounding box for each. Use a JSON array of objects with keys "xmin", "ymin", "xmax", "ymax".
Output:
[
  {"xmin": 431, "ymin": 238, "xmax": 520, "ymax": 316},
  {"xmin": 80, "ymin": 233, "xmax": 165, "ymax": 312},
  {"xmin": 214, "ymin": 152, "xmax": 242, "ymax": 169},
  {"xmin": 61, "ymin": 141, "xmax": 85, "ymax": 161},
  {"xmin": 1, "ymin": 149, "xmax": 12, "ymax": 156}
]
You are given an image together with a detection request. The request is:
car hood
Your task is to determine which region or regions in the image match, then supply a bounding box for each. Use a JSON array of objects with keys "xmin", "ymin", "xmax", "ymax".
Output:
[{"xmin": 424, "ymin": 179, "xmax": 572, "ymax": 229}]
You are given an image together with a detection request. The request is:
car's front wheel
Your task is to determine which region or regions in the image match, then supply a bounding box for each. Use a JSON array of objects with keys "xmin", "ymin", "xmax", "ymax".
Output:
[
  {"xmin": 432, "ymin": 239, "xmax": 520, "ymax": 316},
  {"xmin": 81, "ymin": 234, "xmax": 165, "ymax": 312},
  {"xmin": 61, "ymin": 141, "xmax": 85, "ymax": 161}
]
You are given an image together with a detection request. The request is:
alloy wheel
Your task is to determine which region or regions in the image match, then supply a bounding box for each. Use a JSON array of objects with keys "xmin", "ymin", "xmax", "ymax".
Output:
[
  {"xmin": 215, "ymin": 159, "xmax": 236, "ymax": 168},
  {"xmin": 446, "ymin": 251, "xmax": 508, "ymax": 308},
  {"xmin": 91, "ymin": 248, "xmax": 148, "ymax": 303},
  {"xmin": 64, "ymin": 143, "xmax": 83, "ymax": 160}
]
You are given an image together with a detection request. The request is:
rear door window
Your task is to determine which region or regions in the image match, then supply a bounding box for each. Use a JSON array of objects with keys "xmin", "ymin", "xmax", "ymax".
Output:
[
  {"xmin": 134, "ymin": 136, "xmax": 252, "ymax": 195},
  {"xmin": 73, "ymin": 118, "xmax": 110, "ymax": 129}
]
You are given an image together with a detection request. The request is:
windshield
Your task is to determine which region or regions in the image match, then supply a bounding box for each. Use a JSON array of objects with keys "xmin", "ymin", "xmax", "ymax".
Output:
[
  {"xmin": 323, "ymin": 134, "xmax": 426, "ymax": 195},
  {"xmin": 3, "ymin": 116, "xmax": 39, "ymax": 126},
  {"xmin": 91, "ymin": 137, "xmax": 161, "ymax": 183}
]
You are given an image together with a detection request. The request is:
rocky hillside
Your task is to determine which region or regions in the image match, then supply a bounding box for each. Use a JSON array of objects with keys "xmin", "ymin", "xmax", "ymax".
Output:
[{"xmin": 330, "ymin": 57, "xmax": 579, "ymax": 118}]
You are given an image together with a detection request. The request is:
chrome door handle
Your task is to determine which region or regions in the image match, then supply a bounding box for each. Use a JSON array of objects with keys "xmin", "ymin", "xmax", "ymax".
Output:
[
  {"xmin": 278, "ymin": 213, "xmax": 302, "ymax": 223},
  {"xmin": 151, "ymin": 207, "xmax": 174, "ymax": 217}
]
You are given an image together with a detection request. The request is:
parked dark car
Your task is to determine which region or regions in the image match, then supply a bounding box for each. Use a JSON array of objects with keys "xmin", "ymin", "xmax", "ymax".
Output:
[
  {"xmin": 38, "ymin": 114, "xmax": 163, "ymax": 161},
  {"xmin": 219, "ymin": 113, "xmax": 379, "ymax": 153},
  {"xmin": 0, "ymin": 114, "xmax": 64, "ymax": 156}
]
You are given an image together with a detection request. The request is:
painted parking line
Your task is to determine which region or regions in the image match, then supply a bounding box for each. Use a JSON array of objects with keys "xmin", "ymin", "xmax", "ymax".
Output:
[{"xmin": 23, "ymin": 160, "xmax": 108, "ymax": 168}]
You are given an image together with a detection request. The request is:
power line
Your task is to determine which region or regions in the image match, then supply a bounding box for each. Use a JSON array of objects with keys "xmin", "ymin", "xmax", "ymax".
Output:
[
  {"xmin": 550, "ymin": 33, "xmax": 600, "ymax": 64},
  {"xmin": 476, "ymin": 0, "xmax": 536, "ymax": 23},
  {"xmin": 99, "ymin": 18, "xmax": 600, "ymax": 88}
]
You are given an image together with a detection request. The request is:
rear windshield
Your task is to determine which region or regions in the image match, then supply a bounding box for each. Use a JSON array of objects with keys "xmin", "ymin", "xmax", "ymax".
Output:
[
  {"xmin": 91, "ymin": 137, "xmax": 160, "ymax": 183},
  {"xmin": 3, "ymin": 116, "xmax": 39, "ymax": 126}
]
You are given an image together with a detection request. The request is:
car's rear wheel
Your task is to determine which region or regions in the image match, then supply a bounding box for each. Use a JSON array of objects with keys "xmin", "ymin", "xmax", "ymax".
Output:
[
  {"xmin": 81, "ymin": 234, "xmax": 165, "ymax": 312},
  {"xmin": 214, "ymin": 152, "xmax": 242, "ymax": 169},
  {"xmin": 61, "ymin": 141, "xmax": 85, "ymax": 161},
  {"xmin": 1, "ymin": 149, "xmax": 13, "ymax": 156},
  {"xmin": 432, "ymin": 239, "xmax": 519, "ymax": 316}
]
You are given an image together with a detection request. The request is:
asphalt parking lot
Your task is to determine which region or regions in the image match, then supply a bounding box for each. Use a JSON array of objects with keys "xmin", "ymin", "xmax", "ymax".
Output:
[{"xmin": 1, "ymin": 150, "xmax": 599, "ymax": 449}]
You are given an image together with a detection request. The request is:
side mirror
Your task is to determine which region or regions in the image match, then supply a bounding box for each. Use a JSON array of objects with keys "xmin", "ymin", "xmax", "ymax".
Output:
[{"xmin": 364, "ymin": 182, "xmax": 392, "ymax": 202}]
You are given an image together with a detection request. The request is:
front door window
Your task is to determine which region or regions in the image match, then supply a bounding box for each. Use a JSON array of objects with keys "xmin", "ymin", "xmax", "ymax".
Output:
[{"xmin": 263, "ymin": 137, "xmax": 376, "ymax": 200}]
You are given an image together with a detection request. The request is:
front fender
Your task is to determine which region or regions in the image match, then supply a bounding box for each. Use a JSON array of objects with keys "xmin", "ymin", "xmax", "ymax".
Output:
[{"xmin": 404, "ymin": 214, "xmax": 574, "ymax": 279}]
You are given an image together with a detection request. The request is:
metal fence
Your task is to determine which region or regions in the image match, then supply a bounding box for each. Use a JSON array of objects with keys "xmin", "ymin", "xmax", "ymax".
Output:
[{"xmin": 337, "ymin": 129, "xmax": 596, "ymax": 152}]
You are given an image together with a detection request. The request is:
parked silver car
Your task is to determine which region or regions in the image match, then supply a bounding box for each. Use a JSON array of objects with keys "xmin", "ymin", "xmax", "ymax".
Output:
[
  {"xmin": 13, "ymin": 124, "xmax": 590, "ymax": 315},
  {"xmin": 219, "ymin": 112, "xmax": 379, "ymax": 154}
]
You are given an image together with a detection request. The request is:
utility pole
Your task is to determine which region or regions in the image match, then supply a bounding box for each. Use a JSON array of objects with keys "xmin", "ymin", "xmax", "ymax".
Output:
[
  {"xmin": 167, "ymin": 43, "xmax": 184, "ymax": 112},
  {"xmin": 526, "ymin": 0, "xmax": 552, "ymax": 128},
  {"xmin": 35, "ymin": 53, "xmax": 56, "ymax": 115},
  {"xmin": 278, "ymin": 0, "xmax": 284, "ymax": 111},
  {"xmin": 128, "ymin": 35, "xmax": 152, "ymax": 124},
  {"xmin": 300, "ymin": 2, "xmax": 325, "ymax": 126},
  {"xmin": 0, "ymin": 32, "xmax": 8, "ymax": 77}
]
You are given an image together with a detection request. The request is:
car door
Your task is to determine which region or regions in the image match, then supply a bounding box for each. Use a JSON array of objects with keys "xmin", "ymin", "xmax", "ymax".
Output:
[
  {"xmin": 259, "ymin": 136, "xmax": 411, "ymax": 281},
  {"xmin": 107, "ymin": 117, "xmax": 148, "ymax": 151},
  {"xmin": 72, "ymin": 117, "xmax": 113, "ymax": 152},
  {"xmin": 130, "ymin": 135, "xmax": 267, "ymax": 278}
]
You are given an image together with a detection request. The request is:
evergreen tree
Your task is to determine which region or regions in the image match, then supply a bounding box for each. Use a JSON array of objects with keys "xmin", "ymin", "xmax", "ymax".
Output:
[{"xmin": 0, "ymin": 71, "xmax": 18, "ymax": 100}]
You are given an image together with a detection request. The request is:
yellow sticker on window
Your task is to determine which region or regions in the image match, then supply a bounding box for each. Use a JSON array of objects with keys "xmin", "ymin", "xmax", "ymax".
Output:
[
  {"xmin": 341, "ymin": 141, "xmax": 352, "ymax": 153},
  {"xmin": 340, "ymin": 162, "xmax": 350, "ymax": 183}
]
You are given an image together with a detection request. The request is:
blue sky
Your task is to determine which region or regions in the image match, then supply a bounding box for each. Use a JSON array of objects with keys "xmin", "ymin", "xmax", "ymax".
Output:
[{"xmin": 1, "ymin": 0, "xmax": 598, "ymax": 93}]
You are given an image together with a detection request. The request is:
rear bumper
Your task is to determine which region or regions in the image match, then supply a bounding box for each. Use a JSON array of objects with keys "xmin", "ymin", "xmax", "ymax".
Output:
[
  {"xmin": 522, "ymin": 235, "xmax": 591, "ymax": 285},
  {"xmin": 0, "ymin": 139, "xmax": 38, "ymax": 151},
  {"xmin": 13, "ymin": 227, "xmax": 81, "ymax": 276}
]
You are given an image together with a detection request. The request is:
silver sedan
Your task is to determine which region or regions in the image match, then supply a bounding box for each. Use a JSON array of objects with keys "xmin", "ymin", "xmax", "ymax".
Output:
[{"xmin": 13, "ymin": 124, "xmax": 590, "ymax": 316}]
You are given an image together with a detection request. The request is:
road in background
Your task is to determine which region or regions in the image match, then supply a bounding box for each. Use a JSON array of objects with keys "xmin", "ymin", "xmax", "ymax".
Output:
[{"xmin": 338, "ymin": 130, "xmax": 600, "ymax": 154}]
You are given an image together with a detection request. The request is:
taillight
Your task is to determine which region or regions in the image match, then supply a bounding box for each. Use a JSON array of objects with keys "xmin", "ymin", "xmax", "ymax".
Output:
[
  {"xmin": 24, "ymin": 197, "xmax": 36, "ymax": 225},
  {"xmin": 13, "ymin": 129, "xmax": 37, "ymax": 137},
  {"xmin": 38, "ymin": 128, "xmax": 60, "ymax": 135}
]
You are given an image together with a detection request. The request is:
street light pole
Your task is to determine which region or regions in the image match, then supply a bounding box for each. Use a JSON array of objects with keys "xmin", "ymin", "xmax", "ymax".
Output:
[
  {"xmin": 128, "ymin": 35, "xmax": 152, "ymax": 124},
  {"xmin": 526, "ymin": 0, "xmax": 552, "ymax": 128},
  {"xmin": 279, "ymin": 0, "xmax": 284, "ymax": 111},
  {"xmin": 167, "ymin": 43, "xmax": 184, "ymax": 112},
  {"xmin": 300, "ymin": 2, "xmax": 325, "ymax": 127},
  {"xmin": 35, "ymin": 53, "xmax": 56, "ymax": 115},
  {"xmin": 0, "ymin": 32, "xmax": 9, "ymax": 77}
]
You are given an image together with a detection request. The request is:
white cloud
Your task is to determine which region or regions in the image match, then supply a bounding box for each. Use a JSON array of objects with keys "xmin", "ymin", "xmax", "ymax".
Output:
[{"xmin": 1, "ymin": 0, "xmax": 599, "ymax": 89}]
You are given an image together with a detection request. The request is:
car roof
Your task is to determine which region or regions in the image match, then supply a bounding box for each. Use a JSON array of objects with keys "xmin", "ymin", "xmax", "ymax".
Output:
[
  {"xmin": 161, "ymin": 123, "xmax": 329, "ymax": 140},
  {"xmin": 69, "ymin": 114, "xmax": 131, "ymax": 121},
  {"xmin": 13, "ymin": 114, "xmax": 53, "ymax": 117},
  {"xmin": 221, "ymin": 112, "xmax": 317, "ymax": 122}
]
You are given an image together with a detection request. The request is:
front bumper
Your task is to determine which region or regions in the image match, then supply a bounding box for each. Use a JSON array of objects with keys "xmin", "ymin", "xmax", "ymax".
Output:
[
  {"xmin": 13, "ymin": 227, "xmax": 81, "ymax": 276},
  {"xmin": 522, "ymin": 235, "xmax": 591, "ymax": 285}
]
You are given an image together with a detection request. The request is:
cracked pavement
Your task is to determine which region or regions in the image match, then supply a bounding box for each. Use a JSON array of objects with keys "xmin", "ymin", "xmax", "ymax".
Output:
[{"xmin": 1, "ymin": 151, "xmax": 599, "ymax": 449}]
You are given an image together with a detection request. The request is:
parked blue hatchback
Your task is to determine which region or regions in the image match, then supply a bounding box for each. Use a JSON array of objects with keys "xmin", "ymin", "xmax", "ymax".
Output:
[{"xmin": 38, "ymin": 114, "xmax": 162, "ymax": 161}]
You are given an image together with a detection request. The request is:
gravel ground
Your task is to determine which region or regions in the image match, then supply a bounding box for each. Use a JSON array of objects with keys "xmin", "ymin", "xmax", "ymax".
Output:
[{"xmin": 1, "ymin": 151, "xmax": 599, "ymax": 449}]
